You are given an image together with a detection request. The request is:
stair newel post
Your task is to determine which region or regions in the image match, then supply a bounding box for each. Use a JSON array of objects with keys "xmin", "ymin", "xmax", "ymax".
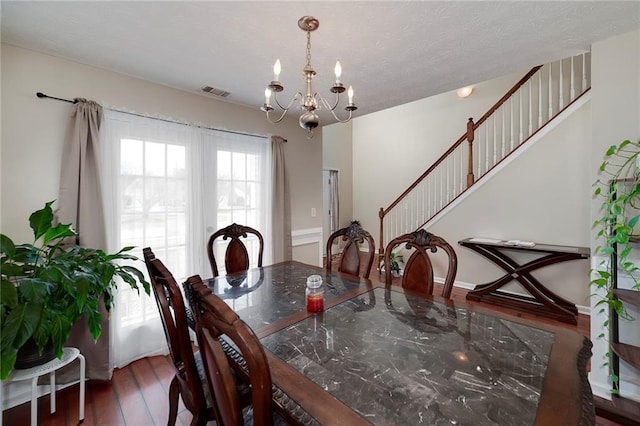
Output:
[
  {"xmin": 378, "ymin": 207, "xmax": 385, "ymax": 274},
  {"xmin": 466, "ymin": 117, "xmax": 475, "ymax": 188}
]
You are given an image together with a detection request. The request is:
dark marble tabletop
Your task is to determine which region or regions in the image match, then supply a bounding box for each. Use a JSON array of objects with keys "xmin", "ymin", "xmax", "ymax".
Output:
[
  {"xmin": 203, "ymin": 262, "xmax": 592, "ymax": 425},
  {"xmin": 261, "ymin": 287, "xmax": 555, "ymax": 426},
  {"xmin": 206, "ymin": 262, "xmax": 364, "ymax": 331}
]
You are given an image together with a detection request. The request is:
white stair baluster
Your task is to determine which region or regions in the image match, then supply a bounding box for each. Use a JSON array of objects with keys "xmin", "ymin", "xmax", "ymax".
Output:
[
  {"xmin": 500, "ymin": 104, "xmax": 507, "ymax": 160},
  {"xmin": 519, "ymin": 89, "xmax": 523, "ymax": 143},
  {"xmin": 548, "ymin": 63, "xmax": 553, "ymax": 119},
  {"xmin": 559, "ymin": 59, "xmax": 564, "ymax": 109},
  {"xmin": 528, "ymin": 80, "xmax": 533, "ymax": 136},
  {"xmin": 538, "ymin": 71, "xmax": 543, "ymax": 128},
  {"xmin": 485, "ymin": 124, "xmax": 489, "ymax": 173},
  {"xmin": 570, "ymin": 55, "xmax": 575, "ymax": 101},
  {"xmin": 582, "ymin": 53, "xmax": 588, "ymax": 93},
  {"xmin": 493, "ymin": 116, "xmax": 497, "ymax": 166},
  {"xmin": 510, "ymin": 97, "xmax": 514, "ymax": 151}
]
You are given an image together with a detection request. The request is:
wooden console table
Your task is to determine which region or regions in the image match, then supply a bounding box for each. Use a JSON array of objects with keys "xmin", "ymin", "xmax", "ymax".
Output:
[{"xmin": 459, "ymin": 238, "xmax": 590, "ymax": 324}]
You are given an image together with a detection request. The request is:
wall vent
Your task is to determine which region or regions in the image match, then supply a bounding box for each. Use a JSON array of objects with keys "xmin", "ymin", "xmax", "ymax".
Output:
[{"xmin": 201, "ymin": 86, "xmax": 231, "ymax": 98}]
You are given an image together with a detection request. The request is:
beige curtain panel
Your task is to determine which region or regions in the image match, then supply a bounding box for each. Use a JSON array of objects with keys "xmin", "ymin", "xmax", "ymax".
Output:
[
  {"xmin": 271, "ymin": 136, "xmax": 292, "ymax": 262},
  {"xmin": 57, "ymin": 99, "xmax": 112, "ymax": 380}
]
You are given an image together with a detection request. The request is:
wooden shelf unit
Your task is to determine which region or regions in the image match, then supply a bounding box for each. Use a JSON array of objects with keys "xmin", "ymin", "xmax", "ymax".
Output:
[{"xmin": 609, "ymin": 177, "xmax": 640, "ymax": 396}]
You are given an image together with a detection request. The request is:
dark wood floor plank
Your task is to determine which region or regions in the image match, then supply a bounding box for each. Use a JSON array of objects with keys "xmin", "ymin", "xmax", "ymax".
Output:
[
  {"xmin": 88, "ymin": 380, "xmax": 125, "ymax": 426},
  {"xmin": 130, "ymin": 357, "xmax": 171, "ymax": 426},
  {"xmin": 147, "ymin": 354, "xmax": 191, "ymax": 424},
  {"xmin": 111, "ymin": 365, "xmax": 154, "ymax": 426}
]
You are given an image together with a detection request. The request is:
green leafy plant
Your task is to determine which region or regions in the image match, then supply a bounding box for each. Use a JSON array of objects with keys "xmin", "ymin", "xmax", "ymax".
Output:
[
  {"xmin": 591, "ymin": 139, "xmax": 640, "ymax": 392},
  {"xmin": 0, "ymin": 201, "xmax": 150, "ymax": 379},
  {"xmin": 380, "ymin": 249, "xmax": 404, "ymax": 273}
]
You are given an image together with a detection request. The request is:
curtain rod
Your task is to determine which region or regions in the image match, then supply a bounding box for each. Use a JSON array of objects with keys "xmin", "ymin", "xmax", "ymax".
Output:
[{"xmin": 35, "ymin": 92, "xmax": 285, "ymax": 141}]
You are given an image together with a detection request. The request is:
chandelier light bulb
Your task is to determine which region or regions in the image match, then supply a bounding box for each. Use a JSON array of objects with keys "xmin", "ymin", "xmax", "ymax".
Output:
[
  {"xmin": 273, "ymin": 59, "xmax": 281, "ymax": 81},
  {"xmin": 348, "ymin": 86, "xmax": 354, "ymax": 104},
  {"xmin": 334, "ymin": 61, "xmax": 342, "ymax": 82}
]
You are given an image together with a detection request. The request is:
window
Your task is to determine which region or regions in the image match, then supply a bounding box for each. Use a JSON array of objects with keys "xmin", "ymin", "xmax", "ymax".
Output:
[{"xmin": 101, "ymin": 109, "xmax": 271, "ymax": 366}]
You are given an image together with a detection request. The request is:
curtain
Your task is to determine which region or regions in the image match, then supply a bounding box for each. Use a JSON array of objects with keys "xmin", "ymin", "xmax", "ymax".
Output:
[
  {"xmin": 101, "ymin": 110, "xmax": 202, "ymax": 368},
  {"xmin": 100, "ymin": 109, "xmax": 272, "ymax": 368},
  {"xmin": 56, "ymin": 99, "xmax": 111, "ymax": 380},
  {"xmin": 270, "ymin": 136, "xmax": 292, "ymax": 262},
  {"xmin": 329, "ymin": 170, "xmax": 340, "ymax": 236}
]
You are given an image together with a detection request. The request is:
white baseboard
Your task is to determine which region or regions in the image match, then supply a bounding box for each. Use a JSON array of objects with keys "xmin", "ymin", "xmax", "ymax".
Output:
[{"xmin": 590, "ymin": 374, "xmax": 613, "ymax": 401}]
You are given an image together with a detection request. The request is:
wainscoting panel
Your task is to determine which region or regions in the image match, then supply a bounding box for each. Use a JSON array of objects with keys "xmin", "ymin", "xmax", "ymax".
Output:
[{"xmin": 292, "ymin": 227, "xmax": 323, "ymax": 266}]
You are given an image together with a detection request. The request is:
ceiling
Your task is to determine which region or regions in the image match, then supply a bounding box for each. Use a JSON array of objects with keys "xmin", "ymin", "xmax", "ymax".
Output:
[{"xmin": 2, "ymin": 1, "xmax": 639, "ymax": 124}]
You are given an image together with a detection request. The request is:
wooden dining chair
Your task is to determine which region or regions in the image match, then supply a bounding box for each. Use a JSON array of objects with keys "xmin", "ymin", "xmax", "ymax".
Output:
[
  {"xmin": 185, "ymin": 274, "xmax": 275, "ymax": 426},
  {"xmin": 326, "ymin": 221, "xmax": 376, "ymax": 279},
  {"xmin": 384, "ymin": 229, "xmax": 458, "ymax": 299},
  {"xmin": 207, "ymin": 223, "xmax": 264, "ymax": 277},
  {"xmin": 143, "ymin": 248, "xmax": 216, "ymax": 426}
]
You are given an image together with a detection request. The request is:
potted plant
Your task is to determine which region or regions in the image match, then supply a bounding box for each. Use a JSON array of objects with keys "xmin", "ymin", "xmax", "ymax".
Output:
[
  {"xmin": 0, "ymin": 201, "xmax": 150, "ymax": 380},
  {"xmin": 591, "ymin": 139, "xmax": 640, "ymax": 391},
  {"xmin": 380, "ymin": 249, "xmax": 404, "ymax": 277}
]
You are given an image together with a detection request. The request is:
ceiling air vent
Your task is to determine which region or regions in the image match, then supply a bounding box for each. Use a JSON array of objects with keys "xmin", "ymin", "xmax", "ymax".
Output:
[{"xmin": 201, "ymin": 85, "xmax": 231, "ymax": 98}]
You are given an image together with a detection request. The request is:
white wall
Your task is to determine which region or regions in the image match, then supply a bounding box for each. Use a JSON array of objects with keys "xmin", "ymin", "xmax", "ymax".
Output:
[
  {"xmin": 590, "ymin": 29, "xmax": 640, "ymax": 400},
  {"xmin": 348, "ymin": 66, "xmax": 592, "ymax": 309},
  {"xmin": 1, "ymin": 44, "xmax": 323, "ymax": 262}
]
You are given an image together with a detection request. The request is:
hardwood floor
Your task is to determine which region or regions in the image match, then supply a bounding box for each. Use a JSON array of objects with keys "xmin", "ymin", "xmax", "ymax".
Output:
[{"xmin": 2, "ymin": 271, "xmax": 638, "ymax": 425}]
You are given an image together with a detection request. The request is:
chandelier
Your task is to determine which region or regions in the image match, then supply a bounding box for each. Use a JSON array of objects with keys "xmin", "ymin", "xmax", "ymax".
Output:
[{"xmin": 261, "ymin": 16, "xmax": 357, "ymax": 138}]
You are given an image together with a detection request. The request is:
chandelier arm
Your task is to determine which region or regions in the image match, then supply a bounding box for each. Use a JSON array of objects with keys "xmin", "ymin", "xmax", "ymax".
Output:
[
  {"xmin": 320, "ymin": 97, "xmax": 353, "ymax": 123},
  {"xmin": 273, "ymin": 91, "xmax": 303, "ymax": 111},
  {"xmin": 322, "ymin": 92, "xmax": 341, "ymax": 111},
  {"xmin": 265, "ymin": 108, "xmax": 291, "ymax": 124}
]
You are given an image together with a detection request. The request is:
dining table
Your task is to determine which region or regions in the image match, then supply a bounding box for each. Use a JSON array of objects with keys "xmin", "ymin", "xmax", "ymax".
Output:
[{"xmin": 205, "ymin": 261, "xmax": 595, "ymax": 426}]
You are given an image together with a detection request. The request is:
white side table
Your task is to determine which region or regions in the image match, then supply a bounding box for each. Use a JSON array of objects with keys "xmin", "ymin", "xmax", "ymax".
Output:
[{"xmin": 0, "ymin": 347, "xmax": 85, "ymax": 426}]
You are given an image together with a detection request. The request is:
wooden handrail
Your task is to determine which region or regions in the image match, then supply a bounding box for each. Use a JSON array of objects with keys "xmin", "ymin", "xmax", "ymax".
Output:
[
  {"xmin": 377, "ymin": 54, "xmax": 589, "ymax": 270},
  {"xmin": 411, "ymin": 86, "xmax": 590, "ymax": 233},
  {"xmin": 379, "ymin": 132, "xmax": 468, "ymax": 218},
  {"xmin": 379, "ymin": 65, "xmax": 542, "ymax": 220},
  {"xmin": 473, "ymin": 66, "xmax": 542, "ymax": 129}
]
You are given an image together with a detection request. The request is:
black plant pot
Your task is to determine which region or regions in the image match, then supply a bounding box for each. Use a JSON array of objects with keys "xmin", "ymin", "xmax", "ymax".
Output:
[{"xmin": 15, "ymin": 338, "xmax": 55, "ymax": 369}]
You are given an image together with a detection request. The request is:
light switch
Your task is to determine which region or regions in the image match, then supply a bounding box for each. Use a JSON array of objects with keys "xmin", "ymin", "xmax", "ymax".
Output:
[{"xmin": 311, "ymin": 207, "xmax": 317, "ymax": 217}]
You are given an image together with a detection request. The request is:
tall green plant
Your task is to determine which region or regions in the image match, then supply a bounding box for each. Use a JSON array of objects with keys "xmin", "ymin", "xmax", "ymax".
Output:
[
  {"xmin": 591, "ymin": 139, "xmax": 640, "ymax": 391},
  {"xmin": 0, "ymin": 201, "xmax": 150, "ymax": 379}
]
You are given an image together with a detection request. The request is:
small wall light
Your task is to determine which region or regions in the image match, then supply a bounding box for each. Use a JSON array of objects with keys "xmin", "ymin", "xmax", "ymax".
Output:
[{"xmin": 456, "ymin": 86, "xmax": 474, "ymax": 98}]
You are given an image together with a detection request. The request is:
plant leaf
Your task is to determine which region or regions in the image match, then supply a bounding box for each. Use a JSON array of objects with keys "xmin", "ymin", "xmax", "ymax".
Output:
[
  {"xmin": 0, "ymin": 280, "xmax": 18, "ymax": 308},
  {"xmin": 42, "ymin": 223, "xmax": 76, "ymax": 245},
  {"xmin": 0, "ymin": 350, "xmax": 17, "ymax": 380},
  {"xmin": 0, "ymin": 234, "xmax": 16, "ymax": 258},
  {"xmin": 29, "ymin": 201, "xmax": 55, "ymax": 241}
]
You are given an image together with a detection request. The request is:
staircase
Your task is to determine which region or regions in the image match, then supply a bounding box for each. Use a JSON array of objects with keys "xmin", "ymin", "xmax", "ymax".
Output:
[{"xmin": 378, "ymin": 52, "xmax": 591, "ymax": 261}]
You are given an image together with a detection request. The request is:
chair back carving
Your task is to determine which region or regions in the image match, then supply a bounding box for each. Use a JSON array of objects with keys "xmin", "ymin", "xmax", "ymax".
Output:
[
  {"xmin": 186, "ymin": 275, "xmax": 274, "ymax": 426},
  {"xmin": 208, "ymin": 223, "xmax": 264, "ymax": 277},
  {"xmin": 143, "ymin": 248, "xmax": 211, "ymax": 424},
  {"xmin": 384, "ymin": 230, "xmax": 458, "ymax": 298},
  {"xmin": 326, "ymin": 222, "xmax": 376, "ymax": 279}
]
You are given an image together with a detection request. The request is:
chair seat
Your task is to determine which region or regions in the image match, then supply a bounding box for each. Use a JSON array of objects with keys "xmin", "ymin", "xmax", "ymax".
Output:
[
  {"xmin": 194, "ymin": 350, "xmax": 254, "ymax": 411},
  {"xmin": 193, "ymin": 351, "xmax": 214, "ymax": 408}
]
